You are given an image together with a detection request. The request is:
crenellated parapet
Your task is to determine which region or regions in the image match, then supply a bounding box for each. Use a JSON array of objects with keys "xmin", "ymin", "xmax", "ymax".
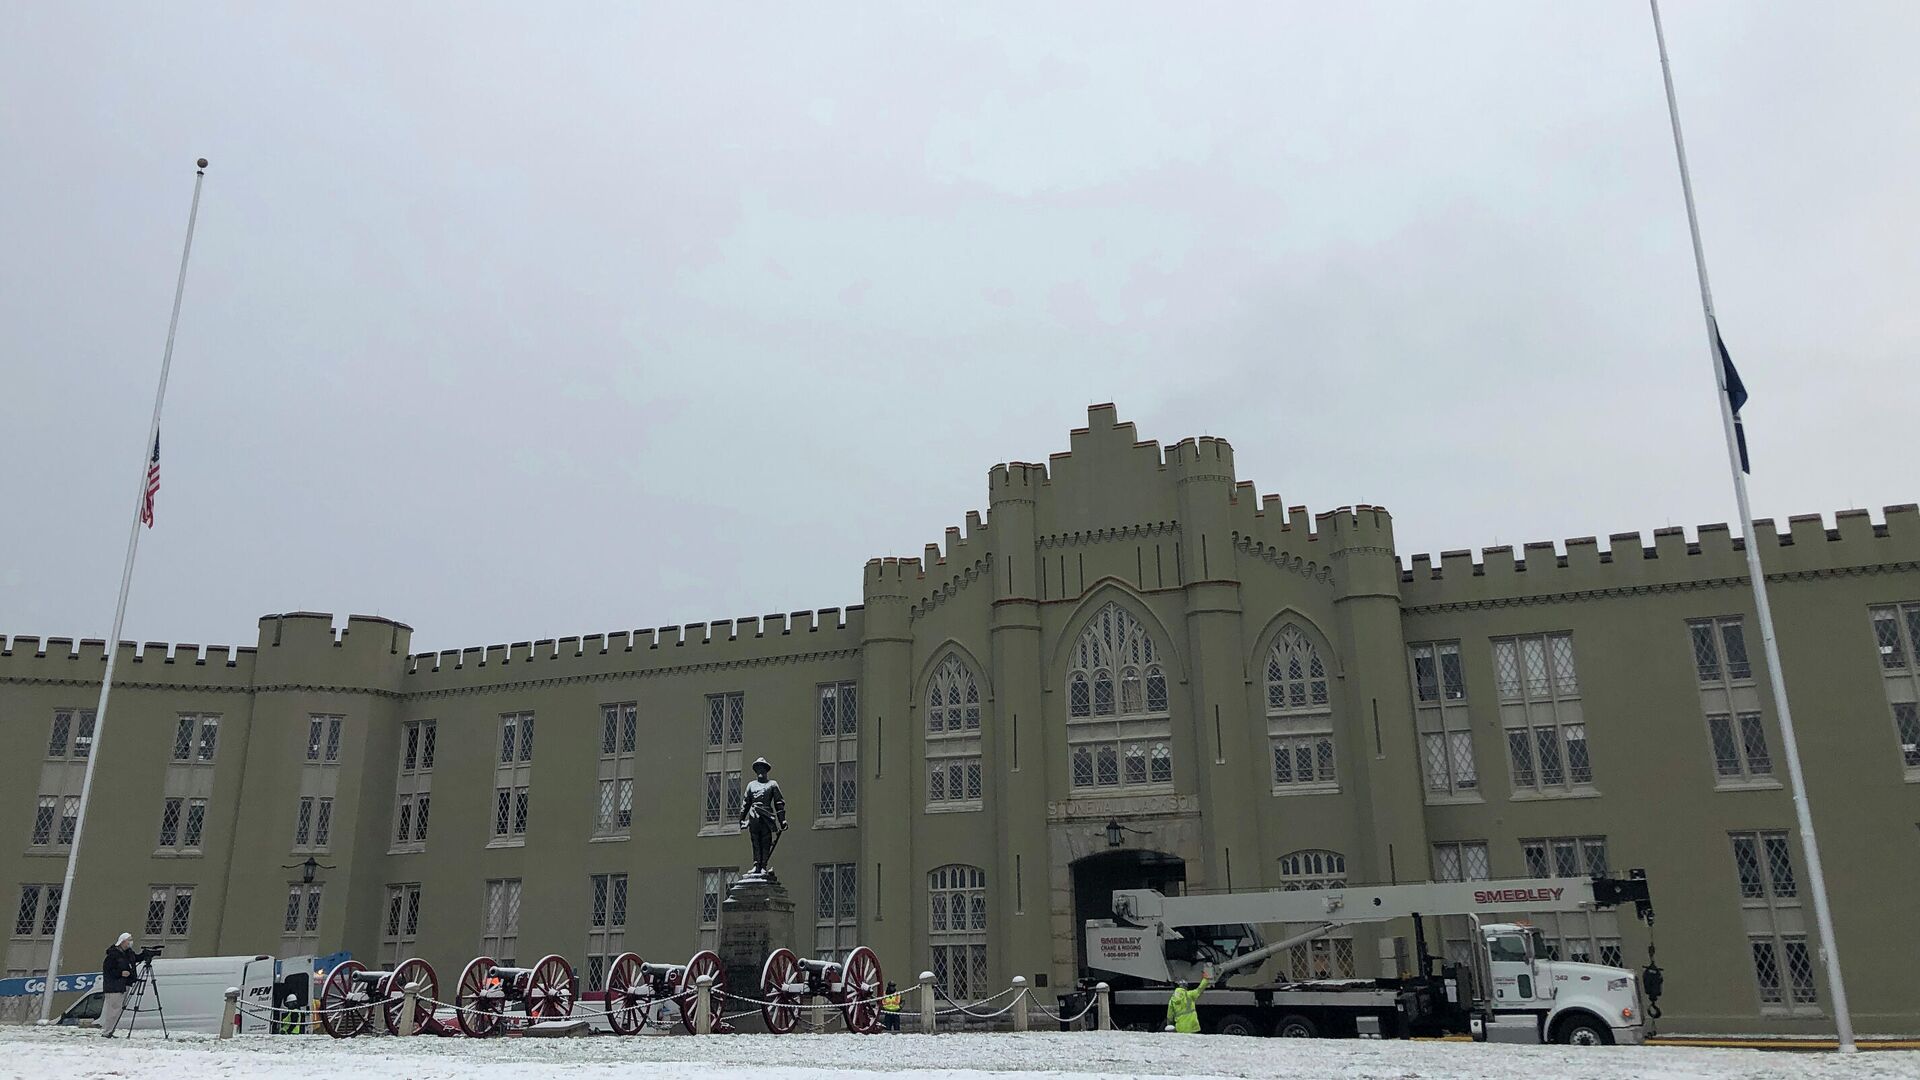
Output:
[
  {"xmin": 401, "ymin": 606, "xmax": 863, "ymax": 695},
  {"xmin": 0, "ymin": 635, "xmax": 258, "ymax": 692},
  {"xmin": 1399, "ymin": 505, "xmax": 1920, "ymax": 611}
]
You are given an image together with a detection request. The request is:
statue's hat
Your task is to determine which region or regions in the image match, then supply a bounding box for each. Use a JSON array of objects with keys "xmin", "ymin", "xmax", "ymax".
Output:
[{"xmin": 752, "ymin": 756, "xmax": 771, "ymax": 771}]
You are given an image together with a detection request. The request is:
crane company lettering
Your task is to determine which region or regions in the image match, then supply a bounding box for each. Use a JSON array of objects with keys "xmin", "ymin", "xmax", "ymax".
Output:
[
  {"xmin": 1097, "ymin": 935, "xmax": 1145, "ymax": 960},
  {"xmin": 1474, "ymin": 887, "xmax": 1566, "ymax": 905}
]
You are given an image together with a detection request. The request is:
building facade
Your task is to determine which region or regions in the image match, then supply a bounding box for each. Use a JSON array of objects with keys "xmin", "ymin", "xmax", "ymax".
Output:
[{"xmin": 5, "ymin": 404, "xmax": 1918, "ymax": 1034}]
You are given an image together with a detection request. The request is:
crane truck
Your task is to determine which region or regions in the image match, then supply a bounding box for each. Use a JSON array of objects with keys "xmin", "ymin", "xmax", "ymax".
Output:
[{"xmin": 1074, "ymin": 870, "xmax": 1661, "ymax": 1044}]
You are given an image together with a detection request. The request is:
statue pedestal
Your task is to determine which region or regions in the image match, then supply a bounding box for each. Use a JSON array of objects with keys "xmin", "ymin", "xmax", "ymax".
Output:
[{"xmin": 719, "ymin": 874, "xmax": 794, "ymax": 1031}]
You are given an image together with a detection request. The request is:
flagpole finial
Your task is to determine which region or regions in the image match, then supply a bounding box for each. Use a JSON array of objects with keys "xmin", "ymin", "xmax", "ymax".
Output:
[{"xmin": 196, "ymin": 158, "xmax": 208, "ymax": 171}]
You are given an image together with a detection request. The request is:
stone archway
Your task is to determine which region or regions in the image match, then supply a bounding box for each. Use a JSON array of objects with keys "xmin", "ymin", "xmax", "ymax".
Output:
[{"xmin": 1070, "ymin": 848, "xmax": 1186, "ymax": 975}]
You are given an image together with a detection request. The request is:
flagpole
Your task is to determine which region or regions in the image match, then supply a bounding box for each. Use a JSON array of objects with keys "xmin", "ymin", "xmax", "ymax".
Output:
[
  {"xmin": 1647, "ymin": 3, "xmax": 1854, "ymax": 1051},
  {"xmin": 39, "ymin": 158, "xmax": 208, "ymax": 1024}
]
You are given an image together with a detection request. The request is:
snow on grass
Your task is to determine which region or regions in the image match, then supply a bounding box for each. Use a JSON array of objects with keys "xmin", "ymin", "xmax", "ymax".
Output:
[{"xmin": 1, "ymin": 1025, "xmax": 1913, "ymax": 1080}]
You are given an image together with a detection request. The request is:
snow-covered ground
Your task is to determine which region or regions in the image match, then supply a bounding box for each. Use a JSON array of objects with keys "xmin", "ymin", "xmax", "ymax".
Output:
[{"xmin": 1, "ymin": 1025, "xmax": 1911, "ymax": 1080}]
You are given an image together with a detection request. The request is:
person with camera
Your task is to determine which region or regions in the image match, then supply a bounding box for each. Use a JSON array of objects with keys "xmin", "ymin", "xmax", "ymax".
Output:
[{"xmin": 100, "ymin": 933, "xmax": 139, "ymax": 1036}]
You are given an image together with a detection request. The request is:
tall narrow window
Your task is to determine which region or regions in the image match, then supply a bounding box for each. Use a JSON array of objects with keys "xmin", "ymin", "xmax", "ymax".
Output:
[
  {"xmin": 702, "ymin": 693, "xmax": 746, "ymax": 833},
  {"xmin": 1276, "ymin": 850, "xmax": 1354, "ymax": 978},
  {"xmin": 392, "ymin": 720, "xmax": 434, "ymax": 852},
  {"xmin": 492, "ymin": 712, "xmax": 535, "ymax": 845},
  {"xmin": 585, "ymin": 873, "xmax": 629, "ymax": 990},
  {"xmin": 308, "ymin": 715, "xmax": 344, "ymax": 763},
  {"xmin": 1491, "ymin": 633, "xmax": 1593, "ymax": 796},
  {"xmin": 1066, "ymin": 602, "xmax": 1171, "ymax": 792},
  {"xmin": 1687, "ymin": 617, "xmax": 1775, "ymax": 786},
  {"xmin": 595, "ymin": 703, "xmax": 638, "ymax": 839},
  {"xmin": 698, "ymin": 867, "xmax": 738, "ymax": 951},
  {"xmin": 145, "ymin": 885, "xmax": 194, "ymax": 941},
  {"xmin": 481, "ymin": 878, "xmax": 523, "ymax": 966},
  {"xmin": 928, "ymin": 865, "xmax": 987, "ymax": 1000},
  {"xmin": 1868, "ymin": 604, "xmax": 1920, "ymax": 779},
  {"xmin": 154, "ymin": 797, "xmax": 207, "ymax": 854},
  {"xmin": 817, "ymin": 682, "xmax": 858, "ymax": 825},
  {"xmin": 1267, "ymin": 625, "xmax": 1337, "ymax": 794},
  {"xmin": 381, "ymin": 883, "xmax": 421, "ymax": 967},
  {"xmin": 926, "ymin": 656, "xmax": 985, "ymax": 811},
  {"xmin": 814, "ymin": 863, "xmax": 858, "ymax": 963},
  {"xmin": 45, "ymin": 710, "xmax": 96, "ymax": 760},
  {"xmin": 1731, "ymin": 830, "xmax": 1818, "ymax": 1013},
  {"xmin": 1411, "ymin": 642, "xmax": 1476, "ymax": 799},
  {"xmin": 283, "ymin": 883, "xmax": 323, "ymax": 950}
]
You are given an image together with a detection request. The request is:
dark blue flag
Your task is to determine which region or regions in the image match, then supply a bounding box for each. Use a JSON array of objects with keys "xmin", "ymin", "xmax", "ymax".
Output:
[{"xmin": 1713, "ymin": 320, "xmax": 1750, "ymax": 473}]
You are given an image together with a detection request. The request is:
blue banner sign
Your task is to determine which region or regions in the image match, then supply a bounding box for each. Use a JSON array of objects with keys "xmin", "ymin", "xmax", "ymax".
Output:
[{"xmin": 0, "ymin": 972, "xmax": 100, "ymax": 998}]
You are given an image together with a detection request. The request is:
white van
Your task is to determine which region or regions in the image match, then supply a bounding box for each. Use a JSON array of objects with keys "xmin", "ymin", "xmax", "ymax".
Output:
[{"xmin": 59, "ymin": 954, "xmax": 279, "ymax": 1035}]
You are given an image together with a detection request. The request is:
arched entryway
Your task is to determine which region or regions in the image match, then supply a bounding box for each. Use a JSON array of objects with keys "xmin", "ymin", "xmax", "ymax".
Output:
[{"xmin": 1071, "ymin": 849, "xmax": 1186, "ymax": 975}]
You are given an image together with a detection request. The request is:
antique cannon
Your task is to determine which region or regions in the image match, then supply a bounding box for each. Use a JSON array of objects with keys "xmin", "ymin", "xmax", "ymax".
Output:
[
  {"xmin": 453, "ymin": 954, "xmax": 576, "ymax": 1036},
  {"xmin": 601, "ymin": 953, "xmax": 684, "ymax": 1035},
  {"xmin": 316, "ymin": 958, "xmax": 442, "ymax": 1038},
  {"xmin": 757, "ymin": 946, "xmax": 884, "ymax": 1034}
]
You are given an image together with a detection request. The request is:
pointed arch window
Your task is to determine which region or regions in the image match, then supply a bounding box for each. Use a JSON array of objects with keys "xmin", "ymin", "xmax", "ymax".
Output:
[
  {"xmin": 1067, "ymin": 601, "xmax": 1172, "ymax": 792},
  {"xmin": 1276, "ymin": 849, "xmax": 1354, "ymax": 978},
  {"xmin": 1265, "ymin": 623, "xmax": 1339, "ymax": 795},
  {"xmin": 926, "ymin": 655, "xmax": 984, "ymax": 812}
]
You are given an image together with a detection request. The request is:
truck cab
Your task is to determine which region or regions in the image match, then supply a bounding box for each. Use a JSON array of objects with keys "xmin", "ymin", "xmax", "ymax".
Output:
[{"xmin": 1478, "ymin": 922, "xmax": 1644, "ymax": 1045}]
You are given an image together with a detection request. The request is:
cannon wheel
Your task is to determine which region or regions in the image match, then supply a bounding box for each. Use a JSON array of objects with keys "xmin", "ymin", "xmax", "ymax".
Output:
[
  {"xmin": 383, "ymin": 957, "xmax": 439, "ymax": 1036},
  {"xmin": 526, "ymin": 954, "xmax": 577, "ymax": 1021},
  {"xmin": 604, "ymin": 952, "xmax": 645, "ymax": 1035},
  {"xmin": 758, "ymin": 948, "xmax": 802, "ymax": 1034},
  {"xmin": 318, "ymin": 961, "xmax": 373, "ymax": 1039},
  {"xmin": 836, "ymin": 947, "xmax": 885, "ymax": 1034},
  {"xmin": 455, "ymin": 956, "xmax": 501, "ymax": 1037},
  {"xmin": 677, "ymin": 949, "xmax": 726, "ymax": 1034}
]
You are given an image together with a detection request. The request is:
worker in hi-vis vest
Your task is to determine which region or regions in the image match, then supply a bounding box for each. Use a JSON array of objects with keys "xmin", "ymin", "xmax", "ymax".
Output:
[
  {"xmin": 1165, "ymin": 965, "xmax": 1213, "ymax": 1033},
  {"xmin": 881, "ymin": 981, "xmax": 903, "ymax": 1031}
]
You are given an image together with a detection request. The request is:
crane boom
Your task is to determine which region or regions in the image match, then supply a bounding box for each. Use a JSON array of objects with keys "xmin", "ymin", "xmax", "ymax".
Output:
[{"xmin": 1111, "ymin": 872, "xmax": 1652, "ymax": 930}]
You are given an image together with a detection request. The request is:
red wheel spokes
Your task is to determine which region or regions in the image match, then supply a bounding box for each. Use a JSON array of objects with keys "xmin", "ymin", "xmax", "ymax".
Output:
[
  {"xmin": 605, "ymin": 953, "xmax": 644, "ymax": 1035},
  {"xmin": 677, "ymin": 950, "xmax": 726, "ymax": 1034},
  {"xmin": 759, "ymin": 948, "xmax": 801, "ymax": 1034},
  {"xmin": 383, "ymin": 957, "xmax": 438, "ymax": 1035},
  {"xmin": 526, "ymin": 954, "xmax": 576, "ymax": 1020},
  {"xmin": 455, "ymin": 956, "xmax": 500, "ymax": 1037},
  {"xmin": 318, "ymin": 960, "xmax": 368, "ymax": 1039},
  {"xmin": 839, "ymin": 947, "xmax": 884, "ymax": 1034}
]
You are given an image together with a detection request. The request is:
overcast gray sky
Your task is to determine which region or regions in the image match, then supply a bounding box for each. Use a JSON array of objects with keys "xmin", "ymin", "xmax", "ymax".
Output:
[{"xmin": 2, "ymin": 3, "xmax": 1914, "ymax": 654}]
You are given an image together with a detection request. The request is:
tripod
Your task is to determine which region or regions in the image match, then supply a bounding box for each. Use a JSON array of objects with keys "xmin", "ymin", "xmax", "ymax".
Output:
[{"xmin": 115, "ymin": 960, "xmax": 170, "ymax": 1040}]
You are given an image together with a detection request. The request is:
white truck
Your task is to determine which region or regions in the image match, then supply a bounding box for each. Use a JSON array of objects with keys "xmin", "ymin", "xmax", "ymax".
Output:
[
  {"xmin": 1077, "ymin": 870, "xmax": 1661, "ymax": 1044},
  {"xmin": 57, "ymin": 954, "xmax": 294, "ymax": 1035}
]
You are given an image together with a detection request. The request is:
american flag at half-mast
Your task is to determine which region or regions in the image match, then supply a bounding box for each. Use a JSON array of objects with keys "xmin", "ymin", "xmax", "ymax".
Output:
[{"xmin": 140, "ymin": 430, "xmax": 160, "ymax": 527}]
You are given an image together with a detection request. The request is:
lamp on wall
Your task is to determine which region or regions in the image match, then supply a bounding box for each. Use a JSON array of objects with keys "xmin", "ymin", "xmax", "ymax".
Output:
[
  {"xmin": 282, "ymin": 857, "xmax": 335, "ymax": 885},
  {"xmin": 1105, "ymin": 817, "xmax": 1152, "ymax": 848}
]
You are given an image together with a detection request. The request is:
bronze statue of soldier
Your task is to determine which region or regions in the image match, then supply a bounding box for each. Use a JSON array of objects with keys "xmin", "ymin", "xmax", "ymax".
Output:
[{"xmin": 739, "ymin": 756, "xmax": 788, "ymax": 878}]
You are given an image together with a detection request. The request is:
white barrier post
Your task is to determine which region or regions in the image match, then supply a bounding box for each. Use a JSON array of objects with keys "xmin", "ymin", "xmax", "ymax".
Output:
[
  {"xmin": 220, "ymin": 987, "xmax": 239, "ymax": 1039},
  {"xmin": 695, "ymin": 974, "xmax": 713, "ymax": 1035},
  {"xmin": 1010, "ymin": 976, "xmax": 1028, "ymax": 1032},
  {"xmin": 400, "ymin": 981, "xmax": 422, "ymax": 1036},
  {"xmin": 918, "ymin": 971, "xmax": 936, "ymax": 1035},
  {"xmin": 1095, "ymin": 982, "xmax": 1112, "ymax": 1031}
]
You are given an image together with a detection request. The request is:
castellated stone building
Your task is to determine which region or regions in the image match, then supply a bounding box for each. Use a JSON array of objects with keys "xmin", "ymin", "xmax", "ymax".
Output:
[{"xmin": 5, "ymin": 404, "xmax": 1918, "ymax": 1034}]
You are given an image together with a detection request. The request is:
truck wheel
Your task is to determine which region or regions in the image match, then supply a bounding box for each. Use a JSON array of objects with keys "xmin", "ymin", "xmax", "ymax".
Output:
[
  {"xmin": 1212, "ymin": 1012, "xmax": 1261, "ymax": 1037},
  {"xmin": 1275, "ymin": 1013, "xmax": 1319, "ymax": 1038},
  {"xmin": 1553, "ymin": 1014, "xmax": 1613, "ymax": 1046}
]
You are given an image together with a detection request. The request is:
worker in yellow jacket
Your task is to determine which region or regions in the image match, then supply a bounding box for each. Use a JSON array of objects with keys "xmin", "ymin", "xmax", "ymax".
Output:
[{"xmin": 1165, "ymin": 965, "xmax": 1212, "ymax": 1033}]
